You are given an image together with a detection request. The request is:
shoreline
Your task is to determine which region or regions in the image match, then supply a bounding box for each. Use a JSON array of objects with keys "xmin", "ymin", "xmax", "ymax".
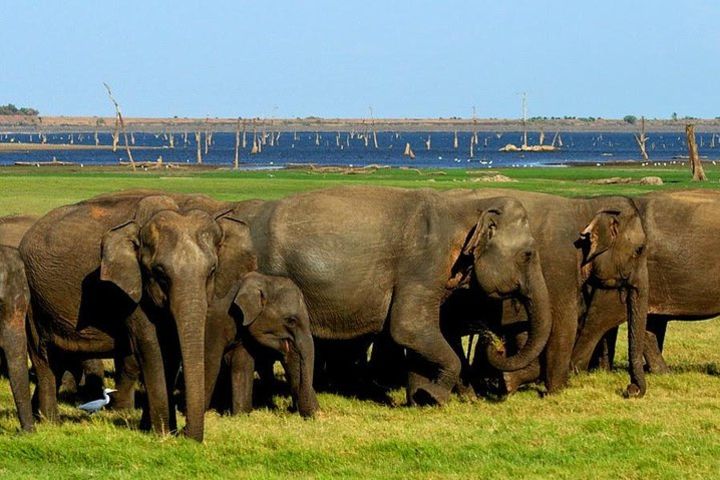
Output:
[
  {"xmin": 0, "ymin": 159, "xmax": 704, "ymax": 173},
  {"xmin": 2, "ymin": 116, "xmax": 720, "ymax": 134}
]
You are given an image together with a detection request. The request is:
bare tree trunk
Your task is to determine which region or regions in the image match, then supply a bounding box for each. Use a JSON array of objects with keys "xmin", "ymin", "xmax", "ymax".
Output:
[
  {"xmin": 195, "ymin": 131, "xmax": 203, "ymax": 163},
  {"xmin": 234, "ymin": 118, "xmax": 240, "ymax": 169},
  {"xmin": 687, "ymin": 124, "xmax": 707, "ymax": 181},
  {"xmin": 103, "ymin": 82, "xmax": 135, "ymax": 170},
  {"xmin": 112, "ymin": 117, "xmax": 119, "ymax": 152},
  {"xmin": 634, "ymin": 116, "xmax": 649, "ymax": 161}
]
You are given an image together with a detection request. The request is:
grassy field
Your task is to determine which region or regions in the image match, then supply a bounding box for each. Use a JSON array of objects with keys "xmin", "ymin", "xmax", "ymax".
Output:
[{"xmin": 1, "ymin": 165, "xmax": 719, "ymax": 479}]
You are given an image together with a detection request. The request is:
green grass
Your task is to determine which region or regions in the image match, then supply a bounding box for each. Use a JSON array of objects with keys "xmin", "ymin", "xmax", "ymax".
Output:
[{"xmin": 1, "ymin": 165, "xmax": 719, "ymax": 479}]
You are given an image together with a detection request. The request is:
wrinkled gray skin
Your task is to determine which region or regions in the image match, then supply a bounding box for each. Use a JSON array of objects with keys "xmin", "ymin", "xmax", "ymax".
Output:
[
  {"xmin": 0, "ymin": 246, "xmax": 34, "ymax": 432},
  {"xmin": 19, "ymin": 192, "xmax": 247, "ymax": 442},
  {"xmin": 94, "ymin": 192, "xmax": 317, "ymax": 420},
  {"xmin": 0, "ymin": 215, "xmax": 105, "ymax": 404},
  {"xmin": 444, "ymin": 190, "xmax": 649, "ymax": 397},
  {"xmin": 573, "ymin": 190, "xmax": 720, "ymax": 374},
  {"xmin": 216, "ymin": 186, "xmax": 552, "ymax": 406},
  {"xmin": 204, "ymin": 271, "xmax": 318, "ymax": 416}
]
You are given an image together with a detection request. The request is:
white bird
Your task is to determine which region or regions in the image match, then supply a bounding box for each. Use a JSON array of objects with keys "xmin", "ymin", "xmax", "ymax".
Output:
[{"xmin": 78, "ymin": 388, "xmax": 116, "ymax": 414}]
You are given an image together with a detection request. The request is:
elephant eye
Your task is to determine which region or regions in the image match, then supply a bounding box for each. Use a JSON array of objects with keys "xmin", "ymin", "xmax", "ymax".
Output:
[
  {"xmin": 635, "ymin": 245, "xmax": 645, "ymax": 256},
  {"xmin": 286, "ymin": 316, "xmax": 298, "ymax": 326}
]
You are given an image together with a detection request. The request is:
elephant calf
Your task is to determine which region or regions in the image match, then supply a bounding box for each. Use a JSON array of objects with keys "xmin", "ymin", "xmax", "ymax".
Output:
[
  {"xmin": 204, "ymin": 271, "xmax": 318, "ymax": 416},
  {"xmin": 0, "ymin": 246, "xmax": 34, "ymax": 432}
]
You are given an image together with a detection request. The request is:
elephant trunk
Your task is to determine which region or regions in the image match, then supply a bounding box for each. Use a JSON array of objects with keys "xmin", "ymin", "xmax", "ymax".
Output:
[
  {"xmin": 285, "ymin": 331, "xmax": 318, "ymax": 417},
  {"xmin": 625, "ymin": 262, "xmax": 648, "ymax": 398},
  {"xmin": 170, "ymin": 286, "xmax": 207, "ymax": 442},
  {"xmin": 486, "ymin": 258, "xmax": 552, "ymax": 372}
]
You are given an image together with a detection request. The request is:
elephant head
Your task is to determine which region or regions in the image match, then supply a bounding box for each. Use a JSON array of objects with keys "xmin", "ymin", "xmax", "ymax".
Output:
[
  {"xmin": 233, "ymin": 272, "xmax": 318, "ymax": 417},
  {"xmin": 100, "ymin": 195, "xmax": 247, "ymax": 441},
  {"xmin": 577, "ymin": 204, "xmax": 648, "ymax": 397},
  {"xmin": 462, "ymin": 197, "xmax": 552, "ymax": 372}
]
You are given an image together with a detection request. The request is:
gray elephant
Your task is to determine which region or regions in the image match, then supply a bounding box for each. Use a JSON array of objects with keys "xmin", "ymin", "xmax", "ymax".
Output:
[
  {"xmin": 434, "ymin": 190, "xmax": 649, "ymax": 397},
  {"xmin": 0, "ymin": 246, "xmax": 34, "ymax": 432},
  {"xmin": 204, "ymin": 271, "xmax": 317, "ymax": 416},
  {"xmin": 572, "ymin": 189, "xmax": 720, "ymax": 373},
  {"xmin": 19, "ymin": 192, "xmax": 247, "ymax": 442},
  {"xmin": 209, "ymin": 186, "xmax": 552, "ymax": 406},
  {"xmin": 0, "ymin": 215, "xmax": 106, "ymax": 405}
]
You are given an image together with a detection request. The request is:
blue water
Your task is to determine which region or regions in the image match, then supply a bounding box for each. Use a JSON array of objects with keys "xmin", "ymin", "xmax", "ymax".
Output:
[{"xmin": 1, "ymin": 131, "xmax": 718, "ymax": 168}]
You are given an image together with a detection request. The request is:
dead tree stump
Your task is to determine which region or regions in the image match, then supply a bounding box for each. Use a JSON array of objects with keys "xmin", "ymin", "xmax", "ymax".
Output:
[{"xmin": 687, "ymin": 124, "xmax": 707, "ymax": 181}]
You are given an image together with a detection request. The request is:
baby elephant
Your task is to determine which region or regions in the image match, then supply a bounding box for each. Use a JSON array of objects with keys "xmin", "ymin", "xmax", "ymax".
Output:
[
  {"xmin": 205, "ymin": 271, "xmax": 318, "ymax": 417},
  {"xmin": 0, "ymin": 246, "xmax": 34, "ymax": 432}
]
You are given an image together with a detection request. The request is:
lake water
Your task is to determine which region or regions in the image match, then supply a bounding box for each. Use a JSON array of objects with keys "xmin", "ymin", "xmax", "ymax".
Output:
[{"xmin": 1, "ymin": 131, "xmax": 718, "ymax": 168}]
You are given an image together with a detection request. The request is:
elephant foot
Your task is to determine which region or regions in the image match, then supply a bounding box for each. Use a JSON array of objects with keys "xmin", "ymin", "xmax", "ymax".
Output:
[
  {"xmin": 645, "ymin": 355, "xmax": 671, "ymax": 375},
  {"xmin": 623, "ymin": 383, "xmax": 645, "ymax": 399},
  {"xmin": 410, "ymin": 382, "xmax": 450, "ymax": 406},
  {"xmin": 648, "ymin": 364, "xmax": 671, "ymax": 375},
  {"xmin": 502, "ymin": 372, "xmax": 523, "ymax": 395},
  {"xmin": 454, "ymin": 380, "xmax": 478, "ymax": 402}
]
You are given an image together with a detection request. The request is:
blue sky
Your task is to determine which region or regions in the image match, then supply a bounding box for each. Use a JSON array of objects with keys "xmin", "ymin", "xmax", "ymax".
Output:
[{"xmin": 1, "ymin": 1, "xmax": 718, "ymax": 119}]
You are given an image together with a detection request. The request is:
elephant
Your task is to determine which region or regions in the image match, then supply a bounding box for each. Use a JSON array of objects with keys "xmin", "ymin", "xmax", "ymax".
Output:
[
  {"xmin": 19, "ymin": 192, "xmax": 247, "ymax": 442},
  {"xmin": 431, "ymin": 189, "xmax": 649, "ymax": 397},
  {"xmin": 203, "ymin": 271, "xmax": 318, "ymax": 416},
  {"xmin": 0, "ymin": 215, "xmax": 104, "ymax": 404},
  {"xmin": 0, "ymin": 246, "xmax": 34, "ymax": 432},
  {"xmin": 208, "ymin": 186, "xmax": 553, "ymax": 406},
  {"xmin": 572, "ymin": 189, "xmax": 720, "ymax": 374}
]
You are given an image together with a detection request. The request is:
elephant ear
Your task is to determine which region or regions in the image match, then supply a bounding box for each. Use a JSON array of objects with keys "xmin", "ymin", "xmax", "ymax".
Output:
[
  {"xmin": 462, "ymin": 208, "xmax": 502, "ymax": 256},
  {"xmin": 214, "ymin": 214, "xmax": 258, "ymax": 298},
  {"xmin": 233, "ymin": 273, "xmax": 267, "ymax": 326},
  {"xmin": 578, "ymin": 209, "xmax": 621, "ymax": 264},
  {"xmin": 100, "ymin": 221, "xmax": 142, "ymax": 303}
]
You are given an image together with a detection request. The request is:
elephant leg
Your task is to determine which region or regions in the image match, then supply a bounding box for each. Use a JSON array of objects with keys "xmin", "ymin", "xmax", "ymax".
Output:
[
  {"xmin": 644, "ymin": 330, "xmax": 670, "ymax": 374},
  {"xmin": 28, "ymin": 345, "xmax": 58, "ymax": 422},
  {"xmin": 502, "ymin": 360, "xmax": 541, "ymax": 394},
  {"xmin": 78, "ymin": 359, "xmax": 105, "ymax": 402},
  {"xmin": 647, "ymin": 317, "xmax": 668, "ymax": 352},
  {"xmin": 572, "ymin": 316, "xmax": 623, "ymax": 374},
  {"xmin": 161, "ymin": 353, "xmax": 179, "ymax": 433},
  {"xmin": 127, "ymin": 309, "xmax": 171, "ymax": 436},
  {"xmin": 203, "ymin": 335, "xmax": 227, "ymax": 411},
  {"xmin": 1, "ymin": 310, "xmax": 34, "ymax": 432},
  {"xmin": 60, "ymin": 358, "xmax": 81, "ymax": 398},
  {"xmin": 112, "ymin": 353, "xmax": 139, "ymax": 410},
  {"xmin": 230, "ymin": 344, "xmax": 255, "ymax": 414},
  {"xmin": 389, "ymin": 295, "xmax": 460, "ymax": 406},
  {"xmin": 445, "ymin": 331, "xmax": 475, "ymax": 398},
  {"xmin": 544, "ymin": 308, "xmax": 579, "ymax": 394},
  {"xmin": 592, "ymin": 327, "xmax": 618, "ymax": 371}
]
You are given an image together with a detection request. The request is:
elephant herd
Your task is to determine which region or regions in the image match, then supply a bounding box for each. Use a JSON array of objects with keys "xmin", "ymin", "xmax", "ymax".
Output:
[{"xmin": 0, "ymin": 186, "xmax": 718, "ymax": 442}]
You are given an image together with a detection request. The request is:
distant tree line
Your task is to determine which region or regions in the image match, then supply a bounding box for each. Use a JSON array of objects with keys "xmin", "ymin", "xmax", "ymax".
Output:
[{"xmin": 0, "ymin": 104, "xmax": 39, "ymax": 116}]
